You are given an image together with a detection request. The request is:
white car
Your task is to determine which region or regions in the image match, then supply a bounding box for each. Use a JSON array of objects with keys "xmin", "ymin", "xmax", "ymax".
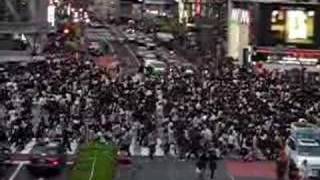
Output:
[
  {"xmin": 88, "ymin": 42, "xmax": 100, "ymax": 50},
  {"xmin": 127, "ymin": 35, "xmax": 136, "ymax": 42},
  {"xmin": 137, "ymin": 46, "xmax": 147, "ymax": 51},
  {"xmin": 143, "ymin": 53, "xmax": 157, "ymax": 59},
  {"xmin": 287, "ymin": 137, "xmax": 320, "ymax": 178},
  {"xmin": 146, "ymin": 43, "xmax": 156, "ymax": 50},
  {"xmin": 126, "ymin": 28, "xmax": 135, "ymax": 34},
  {"xmin": 144, "ymin": 59, "xmax": 166, "ymax": 73},
  {"xmin": 136, "ymin": 50, "xmax": 153, "ymax": 58},
  {"xmin": 286, "ymin": 122, "xmax": 320, "ymax": 178}
]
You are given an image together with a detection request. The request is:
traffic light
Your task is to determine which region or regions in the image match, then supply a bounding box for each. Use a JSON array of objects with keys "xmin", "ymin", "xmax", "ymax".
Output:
[{"xmin": 63, "ymin": 28, "xmax": 70, "ymax": 34}]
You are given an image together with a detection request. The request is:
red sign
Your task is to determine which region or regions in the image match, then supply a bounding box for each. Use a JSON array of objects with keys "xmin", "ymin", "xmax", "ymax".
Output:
[
  {"xmin": 256, "ymin": 47, "xmax": 320, "ymax": 59},
  {"xmin": 195, "ymin": 0, "xmax": 202, "ymax": 16}
]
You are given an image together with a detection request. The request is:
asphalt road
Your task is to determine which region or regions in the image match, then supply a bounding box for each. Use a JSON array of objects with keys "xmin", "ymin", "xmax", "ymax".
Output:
[
  {"xmin": 85, "ymin": 25, "xmax": 141, "ymax": 76},
  {"xmin": 116, "ymin": 157, "xmax": 276, "ymax": 180},
  {"xmin": 108, "ymin": 26, "xmax": 141, "ymax": 76},
  {"xmin": 2, "ymin": 164, "xmax": 72, "ymax": 180},
  {"xmin": 116, "ymin": 158, "xmax": 231, "ymax": 180}
]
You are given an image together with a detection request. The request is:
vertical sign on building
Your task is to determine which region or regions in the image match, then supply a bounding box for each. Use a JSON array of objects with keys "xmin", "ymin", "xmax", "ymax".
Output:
[
  {"xmin": 48, "ymin": 0, "xmax": 56, "ymax": 27},
  {"xmin": 195, "ymin": 0, "xmax": 202, "ymax": 16}
]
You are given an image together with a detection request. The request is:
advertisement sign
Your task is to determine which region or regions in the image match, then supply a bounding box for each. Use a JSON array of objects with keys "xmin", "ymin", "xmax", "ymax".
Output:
[
  {"xmin": 48, "ymin": 5, "xmax": 56, "ymax": 26},
  {"xmin": 270, "ymin": 9, "xmax": 315, "ymax": 44},
  {"xmin": 195, "ymin": 0, "xmax": 202, "ymax": 16},
  {"xmin": 231, "ymin": 8, "xmax": 250, "ymax": 24}
]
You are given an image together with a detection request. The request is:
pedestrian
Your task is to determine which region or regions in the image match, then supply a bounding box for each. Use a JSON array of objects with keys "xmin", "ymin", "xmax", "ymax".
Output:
[
  {"xmin": 208, "ymin": 148, "xmax": 218, "ymax": 179},
  {"xmin": 62, "ymin": 128, "xmax": 72, "ymax": 152},
  {"xmin": 288, "ymin": 160, "xmax": 301, "ymax": 180},
  {"xmin": 276, "ymin": 147, "xmax": 288, "ymax": 180},
  {"xmin": 148, "ymin": 131, "xmax": 157, "ymax": 160},
  {"xmin": 196, "ymin": 151, "xmax": 208, "ymax": 180},
  {"xmin": 120, "ymin": 131, "xmax": 132, "ymax": 157}
]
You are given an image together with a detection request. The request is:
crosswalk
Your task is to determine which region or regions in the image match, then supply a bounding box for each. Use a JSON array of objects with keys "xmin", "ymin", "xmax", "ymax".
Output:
[
  {"xmin": 9, "ymin": 137, "xmax": 174, "ymax": 159},
  {"xmin": 129, "ymin": 137, "xmax": 176, "ymax": 157},
  {"xmin": 9, "ymin": 138, "xmax": 79, "ymax": 156}
]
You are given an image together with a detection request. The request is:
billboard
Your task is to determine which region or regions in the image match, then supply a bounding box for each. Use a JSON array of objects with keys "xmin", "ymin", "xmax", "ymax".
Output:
[
  {"xmin": 228, "ymin": 8, "xmax": 250, "ymax": 61},
  {"xmin": 257, "ymin": 4, "xmax": 320, "ymax": 48},
  {"xmin": 270, "ymin": 9, "xmax": 314, "ymax": 44}
]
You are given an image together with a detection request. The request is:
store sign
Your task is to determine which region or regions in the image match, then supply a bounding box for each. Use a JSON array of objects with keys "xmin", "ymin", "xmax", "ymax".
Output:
[
  {"xmin": 47, "ymin": 5, "xmax": 56, "ymax": 26},
  {"xmin": 231, "ymin": 8, "xmax": 250, "ymax": 24}
]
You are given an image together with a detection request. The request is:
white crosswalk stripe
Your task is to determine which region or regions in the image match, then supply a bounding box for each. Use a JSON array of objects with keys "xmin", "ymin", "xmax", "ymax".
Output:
[
  {"xmin": 129, "ymin": 138, "xmax": 165, "ymax": 157},
  {"xmin": 20, "ymin": 139, "xmax": 36, "ymax": 154},
  {"xmin": 4, "ymin": 160, "xmax": 75, "ymax": 165},
  {"xmin": 11, "ymin": 138, "xmax": 79, "ymax": 155}
]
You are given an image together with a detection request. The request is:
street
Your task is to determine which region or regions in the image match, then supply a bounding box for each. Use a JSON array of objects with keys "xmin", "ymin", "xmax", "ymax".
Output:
[
  {"xmin": 0, "ymin": 1, "xmax": 320, "ymax": 179},
  {"xmin": 2, "ymin": 164, "xmax": 72, "ymax": 180},
  {"xmin": 116, "ymin": 157, "xmax": 276, "ymax": 180}
]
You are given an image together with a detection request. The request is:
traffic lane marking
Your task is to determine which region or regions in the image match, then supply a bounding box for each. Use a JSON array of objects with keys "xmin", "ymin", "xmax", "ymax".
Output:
[
  {"xmin": 0, "ymin": 165, "xmax": 18, "ymax": 180},
  {"xmin": 4, "ymin": 160, "xmax": 75, "ymax": 165},
  {"xmin": 8, "ymin": 163, "xmax": 35, "ymax": 180},
  {"xmin": 9, "ymin": 162, "xmax": 26, "ymax": 180}
]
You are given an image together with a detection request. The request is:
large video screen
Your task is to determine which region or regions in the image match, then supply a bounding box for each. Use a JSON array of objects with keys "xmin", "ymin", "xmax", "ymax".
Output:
[{"xmin": 270, "ymin": 8, "xmax": 315, "ymax": 44}]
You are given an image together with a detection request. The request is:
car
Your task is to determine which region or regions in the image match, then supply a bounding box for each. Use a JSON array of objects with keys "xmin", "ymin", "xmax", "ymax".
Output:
[
  {"xmin": 137, "ymin": 50, "xmax": 154, "ymax": 58},
  {"xmin": 118, "ymin": 37, "xmax": 126, "ymax": 44},
  {"xmin": 136, "ymin": 50, "xmax": 147, "ymax": 58},
  {"xmin": 181, "ymin": 63, "xmax": 195, "ymax": 75},
  {"xmin": 89, "ymin": 22, "xmax": 105, "ymax": 29},
  {"xmin": 286, "ymin": 122, "xmax": 320, "ymax": 178},
  {"xmin": 146, "ymin": 43, "xmax": 157, "ymax": 50},
  {"xmin": 26, "ymin": 141, "xmax": 67, "ymax": 175},
  {"xmin": 137, "ymin": 46, "xmax": 147, "ymax": 51},
  {"xmin": 143, "ymin": 53, "xmax": 157, "ymax": 59},
  {"xmin": 88, "ymin": 41, "xmax": 100, "ymax": 51},
  {"xmin": 135, "ymin": 38, "xmax": 146, "ymax": 46},
  {"xmin": 126, "ymin": 28, "xmax": 135, "ymax": 34},
  {"xmin": 127, "ymin": 35, "xmax": 136, "ymax": 42},
  {"xmin": 0, "ymin": 143, "xmax": 11, "ymax": 175},
  {"xmin": 144, "ymin": 59, "xmax": 166, "ymax": 76}
]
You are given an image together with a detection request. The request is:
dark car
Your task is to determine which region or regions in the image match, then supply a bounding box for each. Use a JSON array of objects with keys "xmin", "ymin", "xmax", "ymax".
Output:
[
  {"xmin": 0, "ymin": 143, "xmax": 11, "ymax": 175},
  {"xmin": 26, "ymin": 141, "xmax": 66, "ymax": 175}
]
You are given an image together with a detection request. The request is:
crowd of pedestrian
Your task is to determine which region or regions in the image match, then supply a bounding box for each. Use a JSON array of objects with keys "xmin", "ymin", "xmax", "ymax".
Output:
[{"xmin": 0, "ymin": 50, "xmax": 319, "ymax": 178}]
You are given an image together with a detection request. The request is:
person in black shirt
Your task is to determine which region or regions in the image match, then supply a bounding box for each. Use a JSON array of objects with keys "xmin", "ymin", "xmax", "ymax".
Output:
[
  {"xmin": 208, "ymin": 148, "xmax": 218, "ymax": 179},
  {"xmin": 196, "ymin": 151, "xmax": 208, "ymax": 180},
  {"xmin": 62, "ymin": 128, "xmax": 72, "ymax": 152}
]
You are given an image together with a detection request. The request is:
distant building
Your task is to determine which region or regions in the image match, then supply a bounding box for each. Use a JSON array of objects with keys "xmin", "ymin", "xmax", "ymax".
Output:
[
  {"xmin": 144, "ymin": 0, "xmax": 178, "ymax": 17},
  {"xmin": 0, "ymin": 0, "xmax": 48, "ymax": 53},
  {"xmin": 117, "ymin": 0, "xmax": 177, "ymax": 21},
  {"xmin": 91, "ymin": 0, "xmax": 118, "ymax": 20},
  {"xmin": 228, "ymin": 0, "xmax": 320, "ymax": 65}
]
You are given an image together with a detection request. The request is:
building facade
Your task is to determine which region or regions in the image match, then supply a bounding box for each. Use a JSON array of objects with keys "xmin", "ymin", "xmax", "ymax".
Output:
[
  {"xmin": 228, "ymin": 0, "xmax": 320, "ymax": 65},
  {"xmin": 0, "ymin": 0, "xmax": 49, "ymax": 53},
  {"xmin": 91, "ymin": 0, "xmax": 118, "ymax": 20}
]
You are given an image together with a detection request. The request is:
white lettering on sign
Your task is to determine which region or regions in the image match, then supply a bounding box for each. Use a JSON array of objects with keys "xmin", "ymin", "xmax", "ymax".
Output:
[{"xmin": 231, "ymin": 9, "xmax": 250, "ymax": 24}]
